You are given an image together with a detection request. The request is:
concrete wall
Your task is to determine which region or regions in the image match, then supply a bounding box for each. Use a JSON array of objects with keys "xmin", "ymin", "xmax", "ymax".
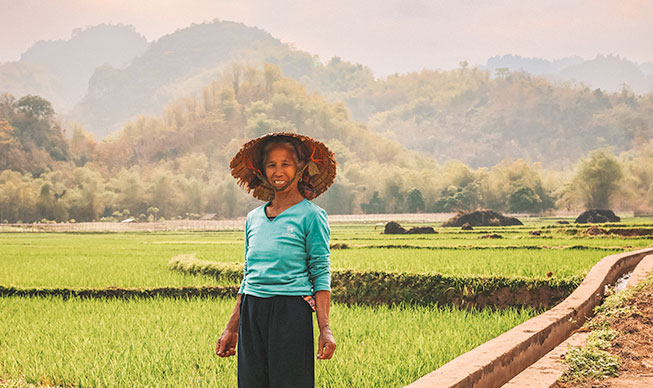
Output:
[{"xmin": 405, "ymin": 247, "xmax": 653, "ymax": 388}]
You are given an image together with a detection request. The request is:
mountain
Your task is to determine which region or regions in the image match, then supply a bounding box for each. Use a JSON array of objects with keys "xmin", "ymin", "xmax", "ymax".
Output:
[
  {"xmin": 349, "ymin": 68, "xmax": 652, "ymax": 169},
  {"xmin": 641, "ymin": 62, "xmax": 653, "ymax": 76},
  {"xmin": 483, "ymin": 54, "xmax": 583, "ymax": 75},
  {"xmin": 2, "ymin": 21, "xmax": 651, "ymax": 170},
  {"xmin": 481, "ymin": 54, "xmax": 653, "ymax": 94},
  {"xmin": 0, "ymin": 24, "xmax": 147, "ymax": 112},
  {"xmin": 70, "ymin": 20, "xmax": 319, "ymax": 137},
  {"xmin": 555, "ymin": 54, "xmax": 650, "ymax": 94},
  {"xmin": 0, "ymin": 62, "xmax": 58, "ymax": 104}
]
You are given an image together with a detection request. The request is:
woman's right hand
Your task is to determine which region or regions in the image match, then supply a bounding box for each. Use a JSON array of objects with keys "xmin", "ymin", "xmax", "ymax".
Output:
[{"xmin": 215, "ymin": 329, "xmax": 238, "ymax": 357}]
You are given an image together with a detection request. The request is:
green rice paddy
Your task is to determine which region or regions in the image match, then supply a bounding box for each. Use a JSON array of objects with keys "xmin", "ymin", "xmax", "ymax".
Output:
[
  {"xmin": 1, "ymin": 219, "xmax": 651, "ymax": 387},
  {"xmin": 0, "ymin": 297, "xmax": 536, "ymax": 388}
]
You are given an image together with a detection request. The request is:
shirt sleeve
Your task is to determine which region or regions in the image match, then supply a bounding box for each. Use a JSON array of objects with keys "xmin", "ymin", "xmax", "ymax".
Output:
[
  {"xmin": 306, "ymin": 207, "xmax": 331, "ymax": 292},
  {"xmin": 238, "ymin": 216, "xmax": 249, "ymax": 294}
]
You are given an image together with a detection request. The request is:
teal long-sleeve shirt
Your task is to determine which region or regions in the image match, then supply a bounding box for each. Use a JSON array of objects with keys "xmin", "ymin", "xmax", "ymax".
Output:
[{"xmin": 238, "ymin": 199, "xmax": 331, "ymax": 297}]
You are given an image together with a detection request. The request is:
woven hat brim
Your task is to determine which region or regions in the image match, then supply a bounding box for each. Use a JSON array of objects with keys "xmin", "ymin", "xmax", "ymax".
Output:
[{"xmin": 230, "ymin": 132, "xmax": 337, "ymax": 201}]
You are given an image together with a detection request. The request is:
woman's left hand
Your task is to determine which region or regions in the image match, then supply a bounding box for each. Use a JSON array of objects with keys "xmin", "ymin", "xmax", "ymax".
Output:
[{"xmin": 317, "ymin": 326, "xmax": 336, "ymax": 360}]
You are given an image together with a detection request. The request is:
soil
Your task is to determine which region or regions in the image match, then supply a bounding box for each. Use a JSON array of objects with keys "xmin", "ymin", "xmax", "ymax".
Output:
[
  {"xmin": 555, "ymin": 283, "xmax": 653, "ymax": 388},
  {"xmin": 586, "ymin": 226, "xmax": 609, "ymax": 235},
  {"xmin": 607, "ymin": 228, "xmax": 653, "ymax": 237},
  {"xmin": 442, "ymin": 210, "xmax": 523, "ymax": 227},
  {"xmin": 330, "ymin": 243, "xmax": 350, "ymax": 249},
  {"xmin": 583, "ymin": 227, "xmax": 653, "ymax": 237},
  {"xmin": 478, "ymin": 233, "xmax": 503, "ymax": 239}
]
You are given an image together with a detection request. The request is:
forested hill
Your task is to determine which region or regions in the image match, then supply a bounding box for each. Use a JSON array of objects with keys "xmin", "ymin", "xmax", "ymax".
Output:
[
  {"xmin": 52, "ymin": 21, "xmax": 651, "ymax": 169},
  {"xmin": 482, "ymin": 54, "xmax": 653, "ymax": 94},
  {"xmin": 0, "ymin": 24, "xmax": 147, "ymax": 111},
  {"xmin": 1, "ymin": 65, "xmax": 652, "ymax": 222},
  {"xmin": 0, "ymin": 65, "xmax": 437, "ymax": 221},
  {"xmin": 304, "ymin": 61, "xmax": 653, "ymax": 169},
  {"xmin": 2, "ymin": 21, "xmax": 651, "ymax": 170},
  {"xmin": 67, "ymin": 23, "xmax": 653, "ymax": 168},
  {"xmin": 70, "ymin": 21, "xmax": 318, "ymax": 135}
]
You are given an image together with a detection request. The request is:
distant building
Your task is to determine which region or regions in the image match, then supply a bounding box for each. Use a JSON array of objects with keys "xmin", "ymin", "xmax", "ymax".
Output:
[{"xmin": 199, "ymin": 213, "xmax": 219, "ymax": 220}]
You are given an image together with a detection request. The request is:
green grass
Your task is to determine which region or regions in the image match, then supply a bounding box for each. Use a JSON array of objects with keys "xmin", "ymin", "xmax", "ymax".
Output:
[
  {"xmin": 0, "ymin": 296, "xmax": 537, "ymax": 388},
  {"xmin": 0, "ymin": 233, "xmax": 242, "ymax": 288},
  {"xmin": 330, "ymin": 248, "xmax": 607, "ymax": 279},
  {"xmin": 0, "ymin": 231, "xmax": 628, "ymax": 289},
  {"xmin": 328, "ymin": 220, "xmax": 653, "ymax": 250}
]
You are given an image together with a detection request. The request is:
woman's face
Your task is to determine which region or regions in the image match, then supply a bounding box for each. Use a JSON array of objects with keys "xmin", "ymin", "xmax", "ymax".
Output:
[{"xmin": 264, "ymin": 145, "xmax": 299, "ymax": 193}]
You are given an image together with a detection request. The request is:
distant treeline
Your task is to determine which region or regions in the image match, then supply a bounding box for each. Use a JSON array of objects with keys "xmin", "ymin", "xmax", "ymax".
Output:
[
  {"xmin": 304, "ymin": 58, "xmax": 653, "ymax": 169},
  {"xmin": 0, "ymin": 65, "xmax": 651, "ymax": 223}
]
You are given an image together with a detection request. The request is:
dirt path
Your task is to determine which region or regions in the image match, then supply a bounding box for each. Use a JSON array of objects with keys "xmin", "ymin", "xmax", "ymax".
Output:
[{"xmin": 556, "ymin": 282, "xmax": 653, "ymax": 388}]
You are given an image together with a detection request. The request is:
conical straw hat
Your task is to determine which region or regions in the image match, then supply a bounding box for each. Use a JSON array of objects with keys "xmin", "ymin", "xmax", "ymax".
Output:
[{"xmin": 230, "ymin": 132, "xmax": 336, "ymax": 201}]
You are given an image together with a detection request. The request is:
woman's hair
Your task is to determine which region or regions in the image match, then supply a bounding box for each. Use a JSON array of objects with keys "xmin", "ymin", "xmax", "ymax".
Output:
[{"xmin": 262, "ymin": 138, "xmax": 302, "ymax": 166}]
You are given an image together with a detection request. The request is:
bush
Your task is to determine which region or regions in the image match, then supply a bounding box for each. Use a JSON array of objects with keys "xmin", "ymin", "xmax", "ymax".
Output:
[{"xmin": 560, "ymin": 347, "xmax": 619, "ymax": 383}]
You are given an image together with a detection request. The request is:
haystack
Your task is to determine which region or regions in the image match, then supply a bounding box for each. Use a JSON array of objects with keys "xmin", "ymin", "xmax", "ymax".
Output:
[
  {"xmin": 442, "ymin": 210, "xmax": 523, "ymax": 227},
  {"xmin": 575, "ymin": 209, "xmax": 620, "ymax": 223}
]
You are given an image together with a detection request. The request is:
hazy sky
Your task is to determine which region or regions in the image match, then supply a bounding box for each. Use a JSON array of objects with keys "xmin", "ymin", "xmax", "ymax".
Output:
[{"xmin": 2, "ymin": 0, "xmax": 652, "ymax": 76}]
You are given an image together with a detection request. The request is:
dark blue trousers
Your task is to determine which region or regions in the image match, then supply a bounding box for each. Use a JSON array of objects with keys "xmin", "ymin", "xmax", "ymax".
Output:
[{"xmin": 238, "ymin": 294, "xmax": 314, "ymax": 388}]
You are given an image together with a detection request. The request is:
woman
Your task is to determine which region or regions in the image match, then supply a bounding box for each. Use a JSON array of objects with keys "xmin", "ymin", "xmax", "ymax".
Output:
[{"xmin": 216, "ymin": 132, "xmax": 337, "ymax": 388}]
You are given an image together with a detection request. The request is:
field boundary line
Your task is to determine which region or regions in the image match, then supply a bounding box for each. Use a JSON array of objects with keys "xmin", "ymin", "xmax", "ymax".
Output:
[
  {"xmin": 333, "ymin": 244, "xmax": 625, "ymax": 251},
  {"xmin": 0, "ymin": 285, "xmax": 239, "ymax": 299},
  {"xmin": 169, "ymin": 255, "xmax": 581, "ymax": 309}
]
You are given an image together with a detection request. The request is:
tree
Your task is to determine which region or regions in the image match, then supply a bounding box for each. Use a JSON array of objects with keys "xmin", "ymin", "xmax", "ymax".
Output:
[
  {"xmin": 0, "ymin": 119, "xmax": 22, "ymax": 170},
  {"xmin": 320, "ymin": 182, "xmax": 355, "ymax": 215},
  {"xmin": 361, "ymin": 192, "xmax": 385, "ymax": 214},
  {"xmin": 573, "ymin": 149, "xmax": 623, "ymax": 209},
  {"xmin": 264, "ymin": 63, "xmax": 282, "ymax": 92},
  {"xmin": 69, "ymin": 167, "xmax": 105, "ymax": 221},
  {"xmin": 509, "ymin": 186, "xmax": 541, "ymax": 213},
  {"xmin": 406, "ymin": 188, "xmax": 425, "ymax": 213},
  {"xmin": 15, "ymin": 95, "xmax": 54, "ymax": 120},
  {"xmin": 432, "ymin": 182, "xmax": 482, "ymax": 212}
]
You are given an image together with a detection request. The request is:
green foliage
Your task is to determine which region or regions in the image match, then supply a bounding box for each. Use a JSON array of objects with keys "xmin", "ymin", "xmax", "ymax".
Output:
[
  {"xmin": 509, "ymin": 186, "xmax": 542, "ymax": 213},
  {"xmin": 573, "ymin": 149, "xmax": 623, "ymax": 209},
  {"xmin": 361, "ymin": 191, "xmax": 386, "ymax": 214},
  {"xmin": 2, "ymin": 62, "xmax": 653, "ymax": 220},
  {"xmin": 559, "ymin": 283, "xmax": 645, "ymax": 383},
  {"xmin": 0, "ymin": 93, "xmax": 70, "ymax": 173},
  {"xmin": 15, "ymin": 95, "xmax": 54, "ymax": 120},
  {"xmin": 586, "ymin": 328, "xmax": 617, "ymax": 350},
  {"xmin": 587, "ymin": 286, "xmax": 637, "ymax": 330},
  {"xmin": 560, "ymin": 347, "xmax": 620, "ymax": 383},
  {"xmin": 432, "ymin": 162, "xmax": 482, "ymax": 212},
  {"xmin": 361, "ymin": 68, "xmax": 653, "ymax": 170},
  {"xmin": 406, "ymin": 188, "xmax": 425, "ymax": 213}
]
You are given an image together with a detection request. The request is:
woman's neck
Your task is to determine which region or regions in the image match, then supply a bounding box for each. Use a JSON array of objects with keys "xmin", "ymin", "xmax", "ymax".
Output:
[{"xmin": 269, "ymin": 190, "xmax": 304, "ymax": 214}]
